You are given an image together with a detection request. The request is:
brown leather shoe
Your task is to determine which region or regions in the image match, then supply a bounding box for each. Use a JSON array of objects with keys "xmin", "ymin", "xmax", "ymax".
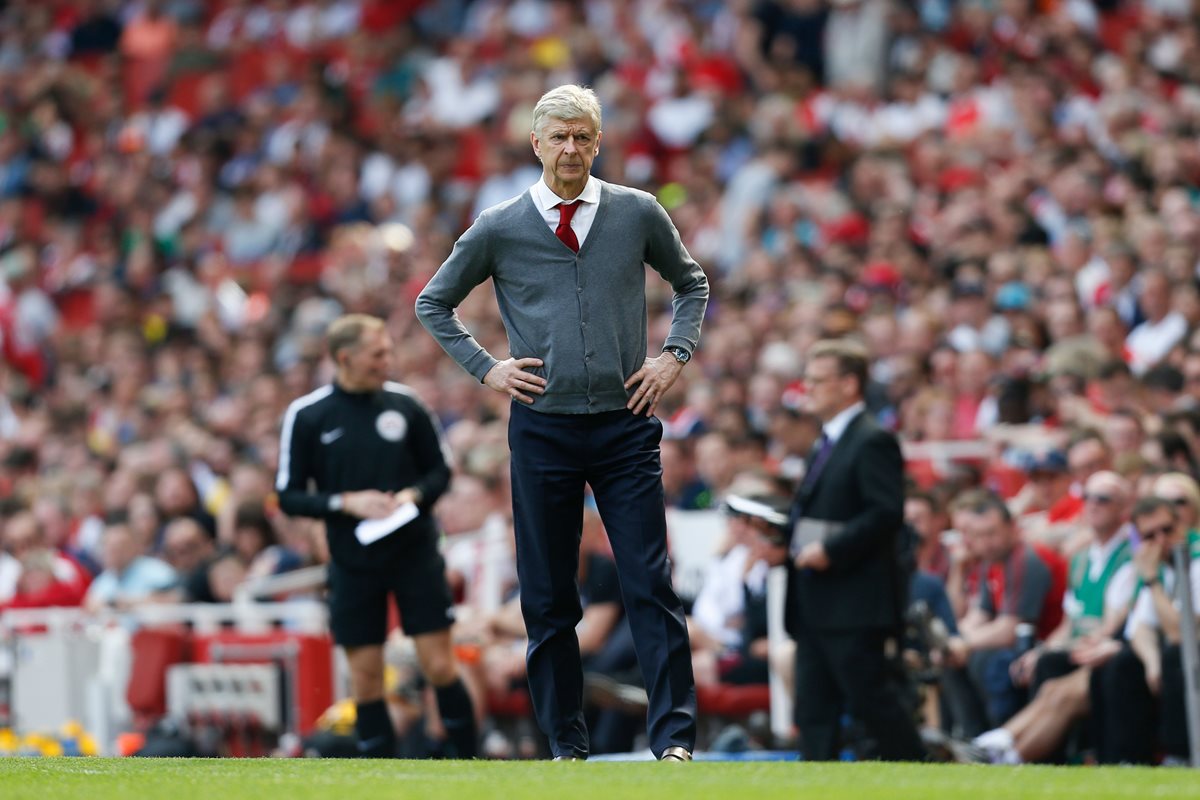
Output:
[{"xmin": 659, "ymin": 746, "xmax": 692, "ymax": 762}]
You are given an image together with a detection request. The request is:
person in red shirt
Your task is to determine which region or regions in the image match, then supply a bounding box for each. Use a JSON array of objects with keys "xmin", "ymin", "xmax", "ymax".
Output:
[
  {"xmin": 942, "ymin": 490, "xmax": 1057, "ymax": 737},
  {"xmin": 1011, "ymin": 450, "xmax": 1083, "ymax": 547},
  {"xmin": 0, "ymin": 511, "xmax": 91, "ymax": 610}
]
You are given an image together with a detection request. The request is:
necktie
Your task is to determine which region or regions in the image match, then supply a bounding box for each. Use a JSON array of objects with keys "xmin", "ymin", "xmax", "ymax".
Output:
[
  {"xmin": 801, "ymin": 433, "xmax": 835, "ymax": 491},
  {"xmin": 555, "ymin": 201, "xmax": 580, "ymax": 253}
]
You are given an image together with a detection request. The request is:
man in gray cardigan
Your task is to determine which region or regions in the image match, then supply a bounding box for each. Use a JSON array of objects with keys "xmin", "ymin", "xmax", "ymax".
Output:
[{"xmin": 416, "ymin": 84, "xmax": 708, "ymax": 762}]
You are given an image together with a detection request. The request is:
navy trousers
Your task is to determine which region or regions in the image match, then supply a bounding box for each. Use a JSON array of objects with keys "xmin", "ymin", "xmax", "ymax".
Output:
[{"xmin": 508, "ymin": 403, "xmax": 696, "ymax": 759}]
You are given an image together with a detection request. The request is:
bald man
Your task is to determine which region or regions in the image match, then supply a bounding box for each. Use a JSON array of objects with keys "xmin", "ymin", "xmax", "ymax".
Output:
[{"xmin": 1010, "ymin": 470, "xmax": 1136, "ymax": 692}]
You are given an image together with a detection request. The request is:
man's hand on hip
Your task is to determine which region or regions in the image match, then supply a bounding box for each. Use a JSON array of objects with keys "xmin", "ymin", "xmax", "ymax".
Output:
[
  {"xmin": 342, "ymin": 490, "xmax": 400, "ymax": 519},
  {"xmin": 484, "ymin": 358, "xmax": 546, "ymax": 404},
  {"xmin": 625, "ymin": 353, "xmax": 683, "ymax": 417}
]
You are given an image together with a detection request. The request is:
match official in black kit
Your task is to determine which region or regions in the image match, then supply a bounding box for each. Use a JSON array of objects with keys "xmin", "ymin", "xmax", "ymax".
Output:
[{"xmin": 276, "ymin": 313, "xmax": 477, "ymax": 758}]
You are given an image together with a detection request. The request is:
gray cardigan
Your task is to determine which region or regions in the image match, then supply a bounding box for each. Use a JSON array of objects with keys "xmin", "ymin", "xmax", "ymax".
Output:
[{"xmin": 416, "ymin": 180, "xmax": 709, "ymax": 414}]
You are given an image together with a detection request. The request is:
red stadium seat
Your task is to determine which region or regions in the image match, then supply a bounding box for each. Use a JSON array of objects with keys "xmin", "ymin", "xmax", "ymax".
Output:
[{"xmin": 696, "ymin": 683, "xmax": 770, "ymax": 717}]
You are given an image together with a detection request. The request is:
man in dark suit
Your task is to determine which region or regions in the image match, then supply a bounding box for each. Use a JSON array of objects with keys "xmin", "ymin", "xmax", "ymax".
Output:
[{"xmin": 786, "ymin": 338, "xmax": 925, "ymax": 761}]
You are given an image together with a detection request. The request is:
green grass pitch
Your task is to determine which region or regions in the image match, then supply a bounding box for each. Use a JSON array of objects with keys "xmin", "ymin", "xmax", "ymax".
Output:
[{"xmin": 3, "ymin": 757, "xmax": 1199, "ymax": 800}]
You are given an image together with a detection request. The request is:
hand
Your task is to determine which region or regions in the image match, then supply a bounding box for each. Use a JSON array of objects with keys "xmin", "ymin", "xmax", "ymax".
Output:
[
  {"xmin": 394, "ymin": 487, "xmax": 423, "ymax": 507},
  {"xmin": 342, "ymin": 490, "xmax": 399, "ymax": 520},
  {"xmin": 793, "ymin": 541, "xmax": 830, "ymax": 571},
  {"xmin": 1134, "ymin": 537, "xmax": 1162, "ymax": 582},
  {"xmin": 1070, "ymin": 637, "xmax": 1120, "ymax": 668},
  {"xmin": 624, "ymin": 353, "xmax": 683, "ymax": 417},
  {"xmin": 1146, "ymin": 663, "xmax": 1162, "ymax": 696},
  {"xmin": 1009, "ymin": 647, "xmax": 1042, "ymax": 687},
  {"xmin": 749, "ymin": 638, "xmax": 770, "ymax": 660},
  {"xmin": 943, "ymin": 636, "xmax": 970, "ymax": 669},
  {"xmin": 946, "ymin": 534, "xmax": 971, "ymax": 567},
  {"xmin": 483, "ymin": 358, "xmax": 547, "ymax": 404}
]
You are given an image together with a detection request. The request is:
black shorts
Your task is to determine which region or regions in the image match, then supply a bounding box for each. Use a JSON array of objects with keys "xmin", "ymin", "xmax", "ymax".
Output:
[{"xmin": 327, "ymin": 532, "xmax": 455, "ymax": 647}]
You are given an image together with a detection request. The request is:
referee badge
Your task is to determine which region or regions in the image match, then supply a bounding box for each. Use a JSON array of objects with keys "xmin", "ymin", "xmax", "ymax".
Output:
[{"xmin": 375, "ymin": 410, "xmax": 408, "ymax": 442}]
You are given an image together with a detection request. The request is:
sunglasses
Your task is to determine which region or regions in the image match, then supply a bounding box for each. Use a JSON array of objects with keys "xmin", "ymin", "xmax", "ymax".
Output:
[
  {"xmin": 1083, "ymin": 493, "xmax": 1113, "ymax": 505},
  {"xmin": 1139, "ymin": 524, "xmax": 1175, "ymax": 541}
]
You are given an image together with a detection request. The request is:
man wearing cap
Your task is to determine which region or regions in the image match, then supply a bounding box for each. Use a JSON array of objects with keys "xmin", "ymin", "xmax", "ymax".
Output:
[
  {"xmin": 690, "ymin": 494, "xmax": 790, "ymax": 687},
  {"xmin": 1010, "ymin": 449, "xmax": 1082, "ymax": 546},
  {"xmin": 785, "ymin": 338, "xmax": 925, "ymax": 761}
]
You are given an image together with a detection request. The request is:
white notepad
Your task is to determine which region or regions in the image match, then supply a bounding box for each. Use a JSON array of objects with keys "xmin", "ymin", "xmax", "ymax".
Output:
[{"xmin": 354, "ymin": 502, "xmax": 419, "ymax": 545}]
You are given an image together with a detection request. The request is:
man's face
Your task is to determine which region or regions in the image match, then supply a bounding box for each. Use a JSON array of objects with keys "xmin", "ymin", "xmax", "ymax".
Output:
[
  {"xmin": 531, "ymin": 117, "xmax": 600, "ymax": 191},
  {"xmin": 1082, "ymin": 475, "xmax": 1127, "ymax": 534},
  {"xmin": 1134, "ymin": 507, "xmax": 1179, "ymax": 559},
  {"xmin": 102, "ymin": 526, "xmax": 137, "ymax": 572},
  {"xmin": 768, "ymin": 410, "xmax": 821, "ymax": 457},
  {"xmin": 164, "ymin": 523, "xmax": 211, "ymax": 573},
  {"xmin": 905, "ymin": 498, "xmax": 936, "ymax": 540},
  {"xmin": 961, "ymin": 508, "xmax": 1014, "ymax": 562},
  {"xmin": 340, "ymin": 327, "xmax": 394, "ymax": 391},
  {"xmin": 1028, "ymin": 468, "xmax": 1069, "ymax": 504},
  {"xmin": 803, "ymin": 356, "xmax": 854, "ymax": 422},
  {"xmin": 1069, "ymin": 439, "xmax": 1110, "ymax": 483},
  {"xmin": 1104, "ymin": 416, "xmax": 1142, "ymax": 454},
  {"xmin": 3, "ymin": 514, "xmax": 41, "ymax": 559},
  {"xmin": 747, "ymin": 519, "xmax": 789, "ymax": 566}
]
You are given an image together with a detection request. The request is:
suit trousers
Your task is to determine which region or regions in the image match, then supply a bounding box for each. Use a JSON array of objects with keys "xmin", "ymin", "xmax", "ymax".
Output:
[
  {"xmin": 1160, "ymin": 644, "xmax": 1189, "ymax": 760},
  {"xmin": 508, "ymin": 403, "xmax": 696, "ymax": 759},
  {"xmin": 793, "ymin": 626, "xmax": 925, "ymax": 761},
  {"xmin": 1089, "ymin": 644, "xmax": 1157, "ymax": 764}
]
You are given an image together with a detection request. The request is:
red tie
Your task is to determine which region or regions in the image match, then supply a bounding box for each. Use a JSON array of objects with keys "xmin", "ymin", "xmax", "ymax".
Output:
[{"xmin": 555, "ymin": 202, "xmax": 580, "ymax": 253}]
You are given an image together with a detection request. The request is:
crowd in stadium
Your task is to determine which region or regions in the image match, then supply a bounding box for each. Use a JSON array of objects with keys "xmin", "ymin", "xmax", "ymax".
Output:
[{"xmin": 1, "ymin": 0, "xmax": 1200, "ymax": 764}]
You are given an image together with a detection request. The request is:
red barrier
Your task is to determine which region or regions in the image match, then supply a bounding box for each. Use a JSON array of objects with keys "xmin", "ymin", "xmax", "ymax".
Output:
[{"xmin": 191, "ymin": 631, "xmax": 335, "ymax": 735}]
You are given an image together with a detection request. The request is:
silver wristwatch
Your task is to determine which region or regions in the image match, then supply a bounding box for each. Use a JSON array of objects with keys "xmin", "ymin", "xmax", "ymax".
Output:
[{"xmin": 663, "ymin": 346, "xmax": 691, "ymax": 365}]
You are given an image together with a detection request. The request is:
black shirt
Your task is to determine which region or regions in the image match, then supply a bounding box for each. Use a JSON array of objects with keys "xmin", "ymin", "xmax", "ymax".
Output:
[{"xmin": 276, "ymin": 381, "xmax": 451, "ymax": 571}]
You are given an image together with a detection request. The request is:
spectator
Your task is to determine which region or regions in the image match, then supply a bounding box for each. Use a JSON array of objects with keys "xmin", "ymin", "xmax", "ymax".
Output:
[
  {"xmin": 944, "ymin": 490, "xmax": 1058, "ymax": 737},
  {"xmin": 906, "ymin": 490, "xmax": 951, "ymax": 582},
  {"xmin": 439, "ymin": 471, "xmax": 516, "ymax": 613},
  {"xmin": 1126, "ymin": 270, "xmax": 1187, "ymax": 376},
  {"xmin": 972, "ymin": 471, "xmax": 1136, "ymax": 763},
  {"xmin": 659, "ymin": 438, "xmax": 713, "ymax": 510},
  {"xmin": 0, "ymin": 510, "xmax": 91, "ymax": 610},
  {"xmin": 1010, "ymin": 450, "xmax": 1080, "ymax": 547},
  {"xmin": 160, "ymin": 517, "xmax": 216, "ymax": 584},
  {"xmin": 230, "ymin": 501, "xmax": 302, "ymax": 583},
  {"xmin": 83, "ymin": 517, "xmax": 177, "ymax": 613},
  {"xmin": 1091, "ymin": 496, "xmax": 1200, "ymax": 764}
]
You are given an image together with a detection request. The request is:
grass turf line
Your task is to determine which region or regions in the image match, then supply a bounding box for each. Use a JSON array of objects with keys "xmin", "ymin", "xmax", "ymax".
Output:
[{"xmin": 2, "ymin": 758, "xmax": 1198, "ymax": 800}]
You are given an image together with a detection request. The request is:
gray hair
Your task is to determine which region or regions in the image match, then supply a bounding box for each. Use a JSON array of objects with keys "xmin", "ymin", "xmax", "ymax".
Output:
[{"xmin": 531, "ymin": 84, "xmax": 602, "ymax": 137}]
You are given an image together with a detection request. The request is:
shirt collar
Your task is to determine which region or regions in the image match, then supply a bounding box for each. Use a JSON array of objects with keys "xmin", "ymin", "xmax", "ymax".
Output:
[
  {"xmin": 823, "ymin": 401, "xmax": 865, "ymax": 444},
  {"xmin": 530, "ymin": 175, "xmax": 599, "ymax": 212},
  {"xmin": 1088, "ymin": 530, "xmax": 1126, "ymax": 570}
]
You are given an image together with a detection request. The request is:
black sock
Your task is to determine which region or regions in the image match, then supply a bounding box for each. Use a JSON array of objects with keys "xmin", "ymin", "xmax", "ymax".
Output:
[
  {"xmin": 355, "ymin": 699, "xmax": 396, "ymax": 758},
  {"xmin": 435, "ymin": 679, "xmax": 478, "ymax": 759}
]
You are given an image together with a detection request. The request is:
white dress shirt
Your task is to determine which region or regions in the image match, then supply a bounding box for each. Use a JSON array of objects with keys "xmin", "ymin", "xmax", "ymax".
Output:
[
  {"xmin": 529, "ymin": 175, "xmax": 601, "ymax": 248},
  {"xmin": 822, "ymin": 401, "xmax": 866, "ymax": 445}
]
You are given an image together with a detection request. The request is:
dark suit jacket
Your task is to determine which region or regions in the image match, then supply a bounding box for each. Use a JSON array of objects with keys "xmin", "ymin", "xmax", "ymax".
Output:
[{"xmin": 784, "ymin": 411, "xmax": 906, "ymax": 636}]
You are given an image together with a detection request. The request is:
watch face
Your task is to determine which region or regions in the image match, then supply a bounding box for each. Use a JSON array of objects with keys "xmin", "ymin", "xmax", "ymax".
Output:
[{"xmin": 670, "ymin": 347, "xmax": 690, "ymax": 363}]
